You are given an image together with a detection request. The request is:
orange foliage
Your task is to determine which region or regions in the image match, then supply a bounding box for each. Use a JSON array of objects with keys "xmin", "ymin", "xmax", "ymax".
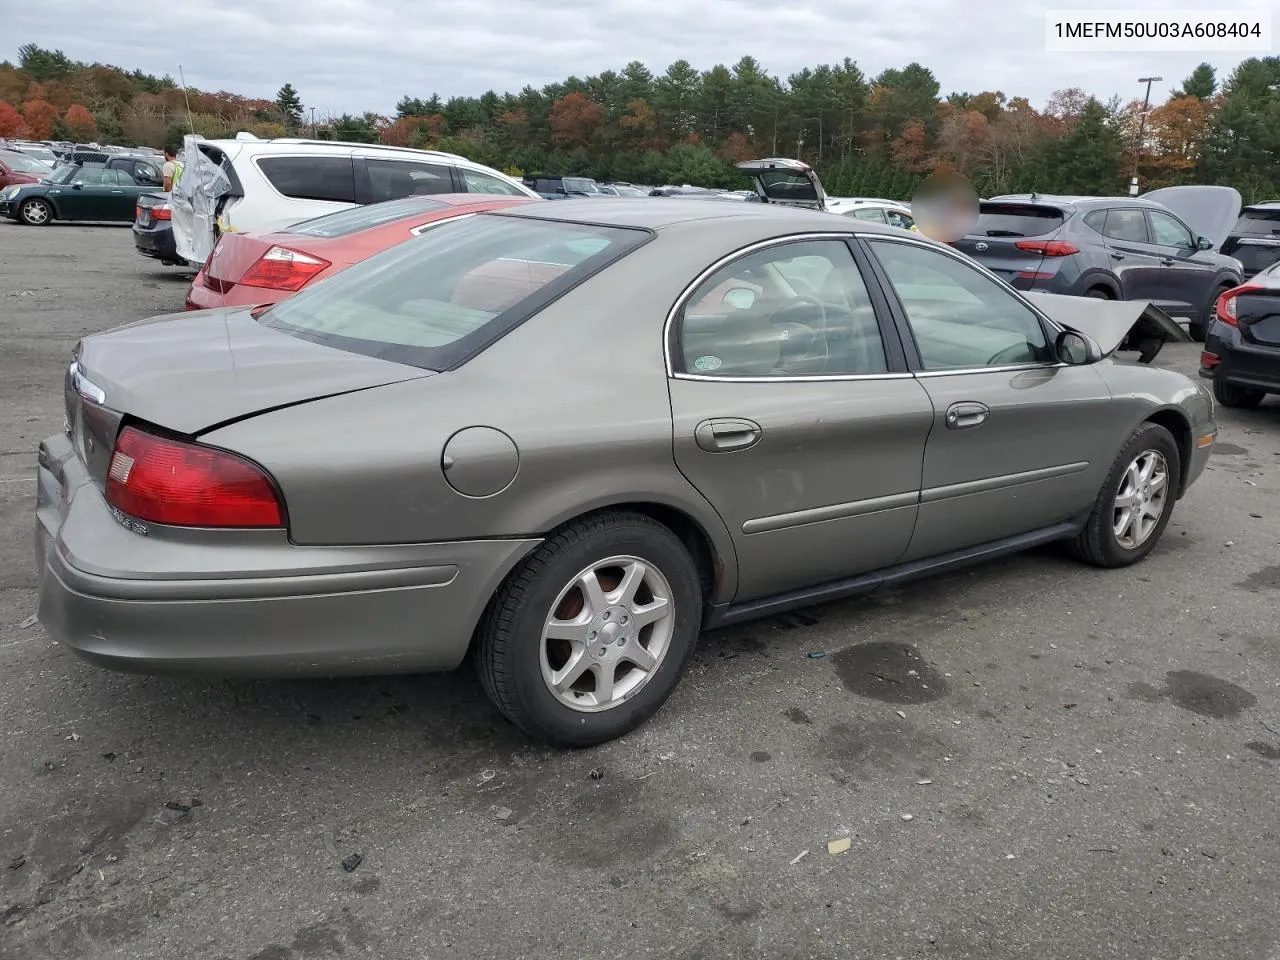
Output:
[
  {"xmin": 717, "ymin": 131, "xmax": 754, "ymax": 162},
  {"xmin": 63, "ymin": 103, "xmax": 97, "ymax": 139},
  {"xmin": 891, "ymin": 120, "xmax": 930, "ymax": 172},
  {"xmin": 0, "ymin": 101, "xmax": 22, "ymax": 138},
  {"xmin": 549, "ymin": 92, "xmax": 604, "ymax": 148},
  {"xmin": 21, "ymin": 99, "xmax": 59, "ymax": 139}
]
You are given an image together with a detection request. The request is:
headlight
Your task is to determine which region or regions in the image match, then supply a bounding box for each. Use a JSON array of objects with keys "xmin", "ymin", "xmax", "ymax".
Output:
[{"xmin": 0, "ymin": 187, "xmax": 17, "ymax": 200}]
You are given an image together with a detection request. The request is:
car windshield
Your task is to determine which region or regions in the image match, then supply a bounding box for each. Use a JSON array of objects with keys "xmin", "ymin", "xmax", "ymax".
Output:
[
  {"xmin": 283, "ymin": 196, "xmax": 450, "ymax": 238},
  {"xmin": 1, "ymin": 151, "xmax": 52, "ymax": 175},
  {"xmin": 258, "ymin": 214, "xmax": 649, "ymax": 370},
  {"xmin": 48, "ymin": 164, "xmax": 101, "ymax": 184},
  {"xmin": 564, "ymin": 178, "xmax": 601, "ymax": 194}
]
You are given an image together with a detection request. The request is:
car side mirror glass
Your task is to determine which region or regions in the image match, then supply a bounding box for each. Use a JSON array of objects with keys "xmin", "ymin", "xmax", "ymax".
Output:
[
  {"xmin": 1056, "ymin": 329, "xmax": 1101, "ymax": 365},
  {"xmin": 1197, "ymin": 236, "xmax": 1214, "ymax": 250},
  {"xmin": 723, "ymin": 288, "xmax": 757, "ymax": 310}
]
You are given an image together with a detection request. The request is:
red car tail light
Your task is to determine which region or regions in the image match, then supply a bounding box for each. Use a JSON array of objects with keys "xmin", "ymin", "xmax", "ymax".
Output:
[
  {"xmin": 239, "ymin": 245, "xmax": 332, "ymax": 292},
  {"xmin": 151, "ymin": 205, "xmax": 172, "ymax": 221},
  {"xmin": 1215, "ymin": 283, "xmax": 1262, "ymax": 326},
  {"xmin": 1200, "ymin": 350, "xmax": 1220, "ymax": 369},
  {"xmin": 106, "ymin": 425, "xmax": 284, "ymax": 528},
  {"xmin": 1014, "ymin": 240, "xmax": 1079, "ymax": 257}
]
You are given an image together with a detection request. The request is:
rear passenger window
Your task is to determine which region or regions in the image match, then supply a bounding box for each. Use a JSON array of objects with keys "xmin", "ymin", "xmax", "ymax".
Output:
[
  {"xmin": 367, "ymin": 159, "xmax": 455, "ymax": 202},
  {"xmin": 850, "ymin": 208, "xmax": 888, "ymax": 223},
  {"xmin": 1103, "ymin": 209, "xmax": 1149, "ymax": 243},
  {"xmin": 258, "ymin": 157, "xmax": 357, "ymax": 203}
]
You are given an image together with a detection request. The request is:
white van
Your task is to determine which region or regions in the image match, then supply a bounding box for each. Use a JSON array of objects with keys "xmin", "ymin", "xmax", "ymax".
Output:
[{"xmin": 171, "ymin": 133, "xmax": 539, "ymax": 264}]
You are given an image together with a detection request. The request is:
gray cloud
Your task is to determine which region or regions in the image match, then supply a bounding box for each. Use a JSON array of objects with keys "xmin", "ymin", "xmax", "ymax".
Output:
[{"xmin": 6, "ymin": 0, "xmax": 1269, "ymax": 117}]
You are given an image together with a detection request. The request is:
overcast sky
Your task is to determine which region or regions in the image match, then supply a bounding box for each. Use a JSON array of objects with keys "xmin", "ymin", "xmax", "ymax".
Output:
[{"xmin": 6, "ymin": 0, "xmax": 1272, "ymax": 118}]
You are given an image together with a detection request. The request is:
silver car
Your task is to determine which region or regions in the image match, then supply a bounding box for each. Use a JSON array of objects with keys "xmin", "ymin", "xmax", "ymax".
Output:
[{"xmin": 36, "ymin": 198, "xmax": 1218, "ymax": 746}]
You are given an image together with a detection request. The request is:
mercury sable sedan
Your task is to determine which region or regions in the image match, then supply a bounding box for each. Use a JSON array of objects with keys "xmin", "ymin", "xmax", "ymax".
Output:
[{"xmin": 36, "ymin": 198, "xmax": 1217, "ymax": 746}]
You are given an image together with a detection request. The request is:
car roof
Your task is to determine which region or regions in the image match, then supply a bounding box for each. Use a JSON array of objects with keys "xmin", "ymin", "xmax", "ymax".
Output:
[
  {"xmin": 202, "ymin": 136, "xmax": 470, "ymax": 165},
  {"xmin": 490, "ymin": 196, "xmax": 910, "ymax": 233}
]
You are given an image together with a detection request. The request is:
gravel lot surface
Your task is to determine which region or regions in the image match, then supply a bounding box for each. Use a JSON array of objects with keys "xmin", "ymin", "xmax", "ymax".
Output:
[{"xmin": 2, "ymin": 221, "xmax": 1278, "ymax": 960}]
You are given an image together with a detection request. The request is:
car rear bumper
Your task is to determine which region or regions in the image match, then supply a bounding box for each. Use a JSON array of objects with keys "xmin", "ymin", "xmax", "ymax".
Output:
[
  {"xmin": 184, "ymin": 279, "xmax": 287, "ymax": 311},
  {"xmin": 1200, "ymin": 323, "xmax": 1280, "ymax": 393},
  {"xmin": 133, "ymin": 222, "xmax": 183, "ymax": 263},
  {"xmin": 34, "ymin": 432, "xmax": 540, "ymax": 677}
]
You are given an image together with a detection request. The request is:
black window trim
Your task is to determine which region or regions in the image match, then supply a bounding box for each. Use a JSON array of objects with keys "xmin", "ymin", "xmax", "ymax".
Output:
[
  {"xmin": 253, "ymin": 153, "xmax": 358, "ymax": 204},
  {"xmin": 663, "ymin": 232, "xmax": 911, "ymax": 382},
  {"xmin": 259, "ymin": 212, "xmax": 656, "ymax": 373},
  {"xmin": 854, "ymin": 232, "xmax": 1066, "ymax": 377}
]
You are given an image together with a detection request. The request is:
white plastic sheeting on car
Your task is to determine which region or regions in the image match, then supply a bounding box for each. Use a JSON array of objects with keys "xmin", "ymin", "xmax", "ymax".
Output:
[{"xmin": 171, "ymin": 134, "xmax": 231, "ymax": 265}]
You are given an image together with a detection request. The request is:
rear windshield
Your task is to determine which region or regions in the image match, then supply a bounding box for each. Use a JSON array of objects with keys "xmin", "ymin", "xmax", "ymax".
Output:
[
  {"xmin": 1234, "ymin": 207, "xmax": 1280, "ymax": 234},
  {"xmin": 284, "ymin": 196, "xmax": 449, "ymax": 238},
  {"xmin": 258, "ymin": 214, "xmax": 650, "ymax": 370},
  {"xmin": 974, "ymin": 204, "xmax": 1065, "ymax": 237}
]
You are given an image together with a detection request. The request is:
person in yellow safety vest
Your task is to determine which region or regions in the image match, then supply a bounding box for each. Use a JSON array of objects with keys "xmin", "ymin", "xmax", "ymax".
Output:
[{"xmin": 162, "ymin": 149, "xmax": 184, "ymax": 192}]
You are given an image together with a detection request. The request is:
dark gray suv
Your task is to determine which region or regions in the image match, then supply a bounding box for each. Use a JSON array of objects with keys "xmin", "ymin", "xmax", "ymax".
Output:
[{"xmin": 952, "ymin": 186, "xmax": 1245, "ymax": 340}]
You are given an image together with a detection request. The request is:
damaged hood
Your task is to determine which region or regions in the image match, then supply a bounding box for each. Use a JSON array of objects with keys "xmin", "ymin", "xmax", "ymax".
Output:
[
  {"xmin": 1141, "ymin": 185, "xmax": 1243, "ymax": 250},
  {"xmin": 1025, "ymin": 292, "xmax": 1189, "ymax": 361}
]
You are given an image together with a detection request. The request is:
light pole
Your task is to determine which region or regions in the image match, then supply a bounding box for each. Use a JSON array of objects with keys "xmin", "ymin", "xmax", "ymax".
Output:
[
  {"xmin": 806, "ymin": 115, "xmax": 823, "ymax": 162},
  {"xmin": 1130, "ymin": 76, "xmax": 1162, "ymax": 195}
]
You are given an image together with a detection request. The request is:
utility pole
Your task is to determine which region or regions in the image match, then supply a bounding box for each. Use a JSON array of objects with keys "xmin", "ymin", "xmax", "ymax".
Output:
[
  {"xmin": 310, "ymin": 107, "xmax": 317, "ymax": 138},
  {"xmin": 1131, "ymin": 76, "xmax": 1162, "ymax": 195}
]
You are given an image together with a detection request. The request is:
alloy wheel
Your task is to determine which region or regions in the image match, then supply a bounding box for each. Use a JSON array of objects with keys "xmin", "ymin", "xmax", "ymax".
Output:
[
  {"xmin": 539, "ymin": 555, "xmax": 675, "ymax": 712},
  {"xmin": 1113, "ymin": 450, "xmax": 1169, "ymax": 549}
]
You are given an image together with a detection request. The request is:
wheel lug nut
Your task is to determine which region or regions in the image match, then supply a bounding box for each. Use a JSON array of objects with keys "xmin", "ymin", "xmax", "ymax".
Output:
[{"xmin": 588, "ymin": 630, "xmax": 597, "ymax": 640}]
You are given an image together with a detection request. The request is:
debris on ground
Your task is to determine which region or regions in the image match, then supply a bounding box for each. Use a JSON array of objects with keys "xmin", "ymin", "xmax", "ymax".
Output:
[
  {"xmin": 916, "ymin": 778, "xmax": 933, "ymax": 786},
  {"xmin": 492, "ymin": 805, "xmax": 513, "ymax": 821},
  {"xmin": 900, "ymin": 813, "xmax": 914, "ymax": 822},
  {"xmin": 807, "ymin": 650, "xmax": 826, "ymax": 659},
  {"xmin": 589, "ymin": 768, "xmax": 604, "ymax": 780},
  {"xmin": 8, "ymin": 855, "xmax": 25, "ymax": 870},
  {"xmin": 895, "ymin": 710, "xmax": 906, "ymax": 719},
  {"xmin": 341, "ymin": 853, "xmax": 363, "ymax": 872},
  {"xmin": 789, "ymin": 849, "xmax": 809, "ymax": 865},
  {"xmin": 478, "ymin": 770, "xmax": 496, "ymax": 786},
  {"xmin": 323, "ymin": 830, "xmax": 341, "ymax": 859},
  {"xmin": 19, "ymin": 614, "xmax": 38, "ymax": 629},
  {"xmin": 827, "ymin": 837, "xmax": 851, "ymax": 855},
  {"xmin": 163, "ymin": 801, "xmax": 192, "ymax": 813},
  {"xmin": 65, "ymin": 732, "xmax": 80, "ymax": 741}
]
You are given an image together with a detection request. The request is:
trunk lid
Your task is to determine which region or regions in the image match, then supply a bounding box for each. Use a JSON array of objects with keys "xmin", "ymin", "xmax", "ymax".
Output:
[
  {"xmin": 69, "ymin": 308, "xmax": 432, "ymax": 470},
  {"xmin": 951, "ymin": 202, "xmax": 1069, "ymax": 283},
  {"xmin": 171, "ymin": 136, "xmax": 243, "ymax": 264},
  {"xmin": 736, "ymin": 158, "xmax": 826, "ymax": 210},
  {"xmin": 1140, "ymin": 185, "xmax": 1242, "ymax": 250},
  {"xmin": 1025, "ymin": 291, "xmax": 1189, "ymax": 360}
]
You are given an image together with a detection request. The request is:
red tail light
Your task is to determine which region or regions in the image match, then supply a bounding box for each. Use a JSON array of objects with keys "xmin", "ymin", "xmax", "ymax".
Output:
[
  {"xmin": 239, "ymin": 245, "xmax": 331, "ymax": 292},
  {"xmin": 105, "ymin": 425, "xmax": 283, "ymax": 528},
  {"xmin": 1215, "ymin": 283, "xmax": 1263, "ymax": 326},
  {"xmin": 1015, "ymin": 240, "xmax": 1079, "ymax": 257},
  {"xmin": 151, "ymin": 205, "xmax": 171, "ymax": 220}
]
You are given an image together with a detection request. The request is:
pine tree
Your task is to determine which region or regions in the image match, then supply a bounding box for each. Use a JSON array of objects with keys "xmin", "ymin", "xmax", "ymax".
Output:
[{"xmin": 275, "ymin": 83, "xmax": 304, "ymax": 130}]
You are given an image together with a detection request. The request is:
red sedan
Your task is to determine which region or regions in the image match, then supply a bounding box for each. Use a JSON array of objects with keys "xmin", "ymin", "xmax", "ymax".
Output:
[{"xmin": 184, "ymin": 193, "xmax": 536, "ymax": 311}]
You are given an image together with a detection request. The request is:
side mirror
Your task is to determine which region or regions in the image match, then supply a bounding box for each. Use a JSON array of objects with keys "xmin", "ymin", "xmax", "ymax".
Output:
[
  {"xmin": 71, "ymin": 182, "xmax": 83, "ymax": 190},
  {"xmin": 1056, "ymin": 329, "xmax": 1102, "ymax": 365},
  {"xmin": 1197, "ymin": 236, "xmax": 1214, "ymax": 250}
]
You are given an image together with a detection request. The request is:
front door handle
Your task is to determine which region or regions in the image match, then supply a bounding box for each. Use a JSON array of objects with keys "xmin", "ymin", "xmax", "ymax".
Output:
[
  {"xmin": 1110, "ymin": 252, "xmax": 1125, "ymax": 260},
  {"xmin": 1160, "ymin": 257, "xmax": 1174, "ymax": 266},
  {"xmin": 945, "ymin": 401, "xmax": 989, "ymax": 430},
  {"xmin": 694, "ymin": 418, "xmax": 762, "ymax": 453}
]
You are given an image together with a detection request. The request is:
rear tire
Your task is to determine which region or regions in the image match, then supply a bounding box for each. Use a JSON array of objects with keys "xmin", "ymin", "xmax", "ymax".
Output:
[
  {"xmin": 1069, "ymin": 422, "xmax": 1181, "ymax": 568},
  {"xmin": 1085, "ymin": 287, "xmax": 1113, "ymax": 299},
  {"xmin": 18, "ymin": 198, "xmax": 51, "ymax": 226},
  {"xmin": 1213, "ymin": 379, "xmax": 1266, "ymax": 409},
  {"xmin": 475, "ymin": 511, "xmax": 703, "ymax": 747}
]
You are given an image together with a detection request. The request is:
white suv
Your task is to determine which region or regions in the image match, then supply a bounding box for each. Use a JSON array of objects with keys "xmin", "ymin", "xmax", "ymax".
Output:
[{"xmin": 171, "ymin": 133, "xmax": 539, "ymax": 263}]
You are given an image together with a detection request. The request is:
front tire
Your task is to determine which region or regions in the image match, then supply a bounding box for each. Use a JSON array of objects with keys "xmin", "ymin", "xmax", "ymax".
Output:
[
  {"xmin": 18, "ymin": 198, "xmax": 52, "ymax": 226},
  {"xmin": 476, "ymin": 511, "xmax": 703, "ymax": 746},
  {"xmin": 1069, "ymin": 422, "xmax": 1181, "ymax": 568},
  {"xmin": 1213, "ymin": 379, "xmax": 1266, "ymax": 409}
]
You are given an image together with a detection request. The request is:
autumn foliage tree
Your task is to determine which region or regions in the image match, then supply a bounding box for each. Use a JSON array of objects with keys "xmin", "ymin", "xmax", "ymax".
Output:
[
  {"xmin": 0, "ymin": 101, "xmax": 22, "ymax": 137},
  {"xmin": 63, "ymin": 103, "xmax": 96, "ymax": 139},
  {"xmin": 20, "ymin": 98, "xmax": 59, "ymax": 139},
  {"xmin": 549, "ymin": 92, "xmax": 604, "ymax": 149}
]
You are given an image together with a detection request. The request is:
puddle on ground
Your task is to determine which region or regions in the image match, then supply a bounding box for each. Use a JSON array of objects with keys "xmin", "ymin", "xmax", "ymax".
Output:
[
  {"xmin": 831, "ymin": 641, "xmax": 949, "ymax": 703},
  {"xmin": 1127, "ymin": 671, "xmax": 1257, "ymax": 719},
  {"xmin": 1245, "ymin": 741, "xmax": 1280, "ymax": 760},
  {"xmin": 1213, "ymin": 443, "xmax": 1249, "ymax": 455},
  {"xmin": 783, "ymin": 707, "xmax": 813, "ymax": 725},
  {"xmin": 1238, "ymin": 566, "xmax": 1280, "ymax": 592}
]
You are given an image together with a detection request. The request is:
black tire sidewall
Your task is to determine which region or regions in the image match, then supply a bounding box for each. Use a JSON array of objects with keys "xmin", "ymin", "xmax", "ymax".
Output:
[
  {"xmin": 19, "ymin": 199, "xmax": 50, "ymax": 226},
  {"xmin": 1213, "ymin": 379, "xmax": 1265, "ymax": 409},
  {"xmin": 1092, "ymin": 425, "xmax": 1181, "ymax": 565},
  {"xmin": 500, "ymin": 520, "xmax": 702, "ymax": 746}
]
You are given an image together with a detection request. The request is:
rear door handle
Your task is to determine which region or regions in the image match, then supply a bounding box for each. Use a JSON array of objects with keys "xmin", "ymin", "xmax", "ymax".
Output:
[
  {"xmin": 945, "ymin": 401, "xmax": 989, "ymax": 430},
  {"xmin": 1160, "ymin": 257, "xmax": 1174, "ymax": 266},
  {"xmin": 1110, "ymin": 252, "xmax": 1125, "ymax": 260},
  {"xmin": 694, "ymin": 418, "xmax": 762, "ymax": 452}
]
